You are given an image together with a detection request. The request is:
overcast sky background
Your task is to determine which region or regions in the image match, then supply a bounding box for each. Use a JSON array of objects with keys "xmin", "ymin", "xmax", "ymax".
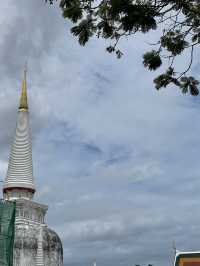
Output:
[{"xmin": 0, "ymin": 1, "xmax": 200, "ymax": 266}]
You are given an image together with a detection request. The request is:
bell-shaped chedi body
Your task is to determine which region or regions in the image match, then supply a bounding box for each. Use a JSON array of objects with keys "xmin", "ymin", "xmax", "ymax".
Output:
[{"xmin": 3, "ymin": 70, "xmax": 63, "ymax": 266}]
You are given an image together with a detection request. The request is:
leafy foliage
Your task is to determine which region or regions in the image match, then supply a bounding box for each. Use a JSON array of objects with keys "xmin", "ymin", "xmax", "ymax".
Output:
[
  {"xmin": 143, "ymin": 50, "xmax": 162, "ymax": 70},
  {"xmin": 46, "ymin": 0, "xmax": 200, "ymax": 96}
]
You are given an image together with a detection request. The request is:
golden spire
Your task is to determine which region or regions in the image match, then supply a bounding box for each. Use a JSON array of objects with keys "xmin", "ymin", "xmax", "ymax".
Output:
[{"xmin": 19, "ymin": 66, "xmax": 28, "ymax": 110}]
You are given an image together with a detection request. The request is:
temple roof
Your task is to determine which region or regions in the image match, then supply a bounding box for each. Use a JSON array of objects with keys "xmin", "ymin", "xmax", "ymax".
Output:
[
  {"xmin": 174, "ymin": 251, "xmax": 200, "ymax": 266},
  {"xmin": 3, "ymin": 71, "xmax": 35, "ymax": 195}
]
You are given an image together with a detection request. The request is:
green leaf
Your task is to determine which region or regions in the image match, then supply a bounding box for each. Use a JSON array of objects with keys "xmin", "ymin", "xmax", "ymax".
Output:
[{"xmin": 143, "ymin": 50, "xmax": 162, "ymax": 71}]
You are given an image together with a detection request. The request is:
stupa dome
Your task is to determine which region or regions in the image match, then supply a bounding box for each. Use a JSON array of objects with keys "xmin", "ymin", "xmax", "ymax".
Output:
[{"xmin": 14, "ymin": 223, "xmax": 63, "ymax": 266}]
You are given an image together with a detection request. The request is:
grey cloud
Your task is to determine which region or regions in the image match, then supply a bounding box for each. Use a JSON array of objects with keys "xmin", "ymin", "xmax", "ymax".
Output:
[
  {"xmin": 1, "ymin": 1, "xmax": 200, "ymax": 266},
  {"xmin": 0, "ymin": 1, "xmax": 64, "ymax": 80}
]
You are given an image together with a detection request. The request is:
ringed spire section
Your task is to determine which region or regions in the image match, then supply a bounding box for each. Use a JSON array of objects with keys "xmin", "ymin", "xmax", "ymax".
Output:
[{"xmin": 3, "ymin": 71, "xmax": 35, "ymax": 200}]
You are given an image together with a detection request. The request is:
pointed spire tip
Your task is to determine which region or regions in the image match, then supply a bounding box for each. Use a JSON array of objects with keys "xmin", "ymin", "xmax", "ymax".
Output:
[{"xmin": 19, "ymin": 66, "xmax": 28, "ymax": 110}]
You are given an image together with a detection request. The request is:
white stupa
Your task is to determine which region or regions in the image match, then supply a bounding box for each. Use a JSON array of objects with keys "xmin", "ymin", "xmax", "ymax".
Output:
[{"xmin": 3, "ymin": 70, "xmax": 63, "ymax": 266}]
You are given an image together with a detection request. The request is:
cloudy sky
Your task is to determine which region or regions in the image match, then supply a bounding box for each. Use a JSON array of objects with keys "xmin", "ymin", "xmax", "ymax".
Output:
[{"xmin": 1, "ymin": 1, "xmax": 200, "ymax": 266}]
